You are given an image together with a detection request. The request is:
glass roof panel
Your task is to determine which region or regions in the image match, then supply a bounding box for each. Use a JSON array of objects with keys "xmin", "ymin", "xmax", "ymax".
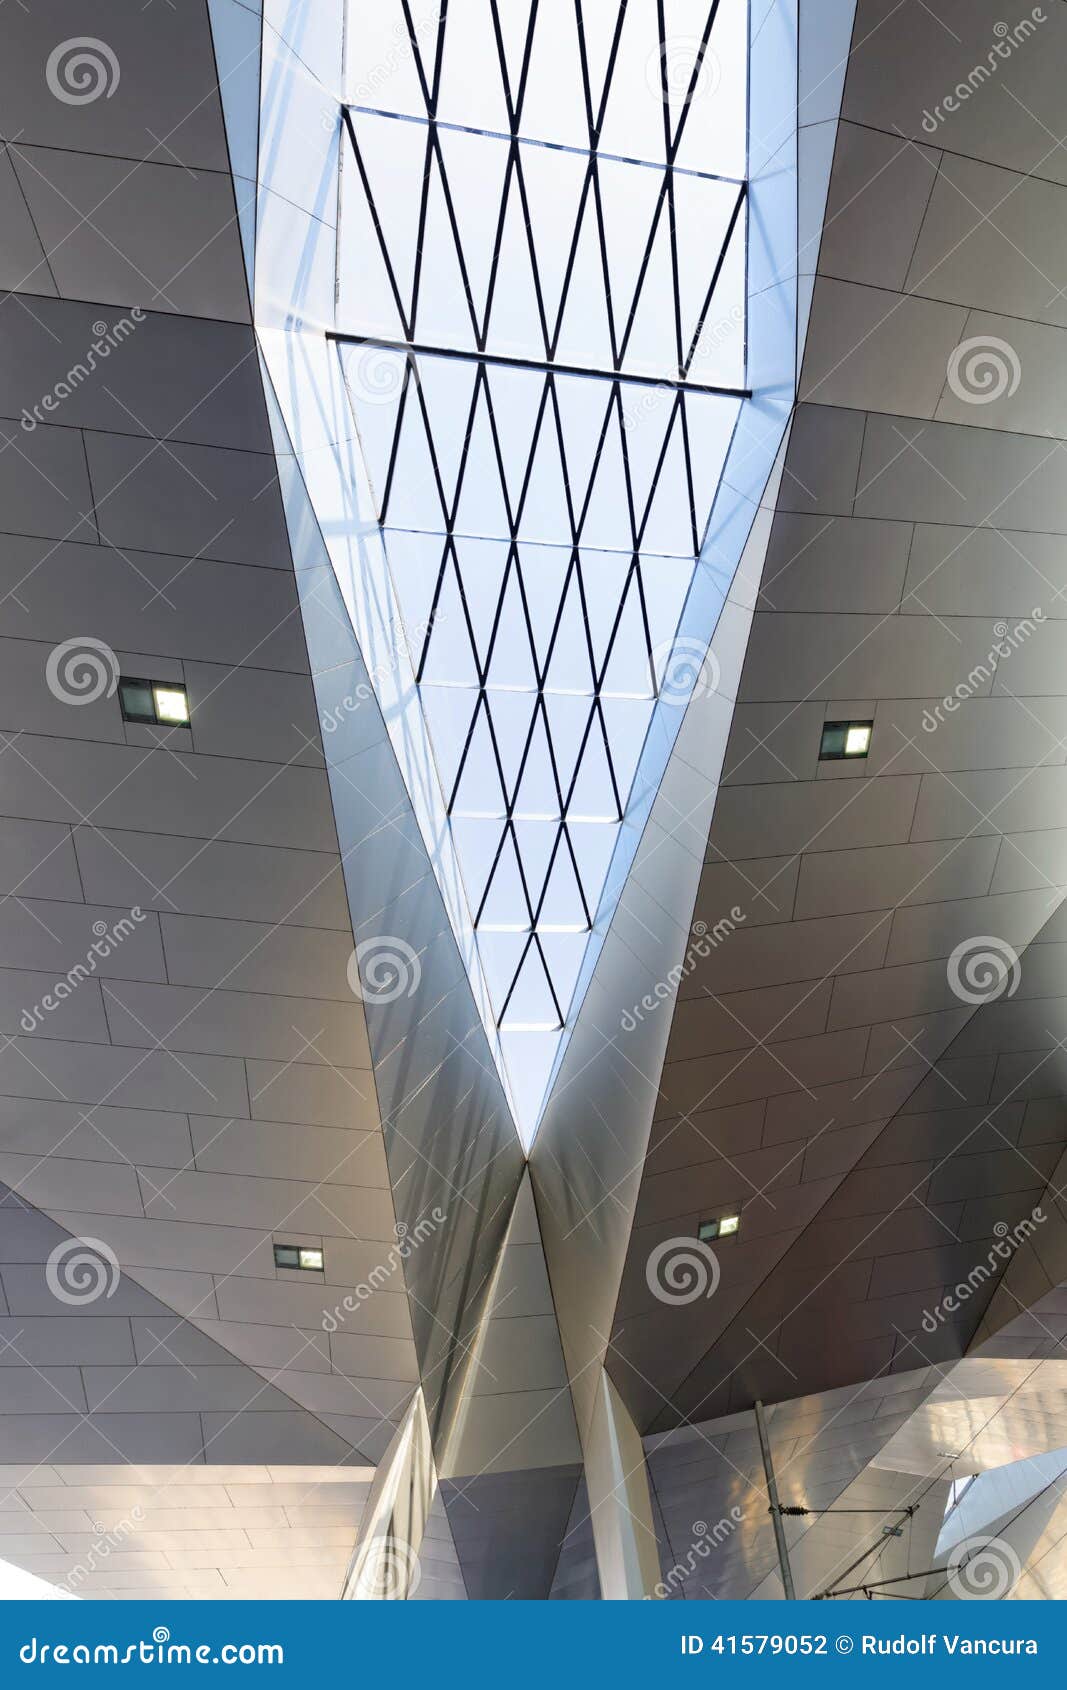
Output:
[{"xmin": 339, "ymin": 0, "xmax": 750, "ymax": 1139}]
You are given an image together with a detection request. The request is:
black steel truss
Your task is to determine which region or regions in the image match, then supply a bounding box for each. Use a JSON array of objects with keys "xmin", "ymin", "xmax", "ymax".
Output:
[{"xmin": 338, "ymin": 0, "xmax": 749, "ymax": 1043}]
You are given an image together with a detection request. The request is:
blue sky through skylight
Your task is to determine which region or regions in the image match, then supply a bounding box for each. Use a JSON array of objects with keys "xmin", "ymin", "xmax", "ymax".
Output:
[{"xmin": 338, "ymin": 0, "xmax": 750, "ymax": 1135}]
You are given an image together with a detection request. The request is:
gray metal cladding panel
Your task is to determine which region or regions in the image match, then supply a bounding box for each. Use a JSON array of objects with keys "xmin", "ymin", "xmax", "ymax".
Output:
[
  {"xmin": 621, "ymin": 1052, "xmax": 1067, "ymax": 1434},
  {"xmin": 0, "ymin": 1, "xmax": 231, "ymax": 167},
  {"xmin": 598, "ymin": 0, "xmax": 1067, "ymax": 1457},
  {"xmin": 11, "ymin": 144, "xmax": 249, "ymax": 321},
  {"xmin": 548, "ymin": 1475, "xmax": 601, "ymax": 1600},
  {"xmin": 440, "ymin": 1466, "xmax": 582, "ymax": 1601},
  {"xmin": 270, "ymin": 416, "xmax": 526, "ymax": 1461},
  {"xmin": 0, "ymin": 298, "xmax": 267, "ymax": 449}
]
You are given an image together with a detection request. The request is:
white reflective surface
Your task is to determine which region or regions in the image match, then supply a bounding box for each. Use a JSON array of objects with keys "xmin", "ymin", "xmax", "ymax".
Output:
[{"xmin": 338, "ymin": 0, "xmax": 750, "ymax": 1130}]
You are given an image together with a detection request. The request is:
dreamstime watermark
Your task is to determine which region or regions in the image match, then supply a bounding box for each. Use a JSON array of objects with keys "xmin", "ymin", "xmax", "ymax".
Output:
[
  {"xmin": 20, "ymin": 908, "xmax": 146, "ymax": 1034},
  {"xmin": 45, "ymin": 37, "xmax": 120, "ymax": 105},
  {"xmin": 654, "ymin": 637, "xmax": 721, "ymax": 707},
  {"xmin": 20, "ymin": 1632, "xmax": 283, "ymax": 1667},
  {"xmin": 346, "ymin": 345, "xmax": 414, "ymax": 406},
  {"xmin": 347, "ymin": 935, "xmax": 422, "ymax": 1004},
  {"xmin": 352, "ymin": 1536, "xmax": 422, "ymax": 1598},
  {"xmin": 58, "ymin": 1509, "xmax": 145, "ymax": 1594},
  {"xmin": 946, "ymin": 934, "xmax": 1021, "ymax": 1005},
  {"xmin": 646, "ymin": 37, "xmax": 722, "ymax": 106},
  {"xmin": 921, "ymin": 10, "xmax": 1046, "ymax": 133},
  {"xmin": 921, "ymin": 610, "xmax": 1044, "ymax": 732},
  {"xmin": 649, "ymin": 1508, "xmax": 744, "ymax": 1598},
  {"xmin": 45, "ymin": 1237, "xmax": 121, "ymax": 1307},
  {"xmin": 22, "ymin": 312, "xmax": 145, "ymax": 432},
  {"xmin": 320, "ymin": 614, "xmax": 439, "ymax": 736},
  {"xmin": 321, "ymin": 1210, "xmax": 446, "ymax": 1332},
  {"xmin": 921, "ymin": 1207, "xmax": 1044, "ymax": 1333},
  {"xmin": 620, "ymin": 304, "xmax": 745, "ymax": 435},
  {"xmin": 621, "ymin": 910, "xmax": 745, "ymax": 1032},
  {"xmin": 946, "ymin": 335, "xmax": 1022, "ymax": 405},
  {"xmin": 693, "ymin": 299, "xmax": 746, "ymax": 365},
  {"xmin": 348, "ymin": 2, "xmax": 444, "ymax": 106},
  {"xmin": 620, "ymin": 380, "xmax": 675, "ymax": 435},
  {"xmin": 946, "ymin": 1534, "xmax": 1022, "ymax": 1599},
  {"xmin": 646, "ymin": 1235, "xmax": 721, "ymax": 1305},
  {"xmin": 45, "ymin": 637, "xmax": 119, "ymax": 707},
  {"xmin": 321, "ymin": 2, "xmax": 445, "ymax": 129}
]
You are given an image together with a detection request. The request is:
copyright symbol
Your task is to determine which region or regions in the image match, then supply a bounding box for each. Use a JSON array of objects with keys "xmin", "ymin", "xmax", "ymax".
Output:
[{"xmin": 836, "ymin": 1636, "xmax": 854, "ymax": 1655}]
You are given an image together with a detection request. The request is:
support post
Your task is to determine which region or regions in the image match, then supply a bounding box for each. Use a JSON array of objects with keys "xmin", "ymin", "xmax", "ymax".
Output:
[
  {"xmin": 584, "ymin": 1370, "xmax": 663, "ymax": 1599},
  {"xmin": 755, "ymin": 1399, "xmax": 796, "ymax": 1600},
  {"xmin": 344, "ymin": 1391, "xmax": 435, "ymax": 1599}
]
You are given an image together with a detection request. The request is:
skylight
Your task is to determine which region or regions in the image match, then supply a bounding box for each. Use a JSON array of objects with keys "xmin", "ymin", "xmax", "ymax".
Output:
[{"xmin": 336, "ymin": 0, "xmax": 750, "ymax": 1131}]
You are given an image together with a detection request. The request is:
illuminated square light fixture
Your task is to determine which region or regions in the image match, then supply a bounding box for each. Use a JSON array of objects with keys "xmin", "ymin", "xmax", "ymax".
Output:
[
  {"xmin": 274, "ymin": 1243, "xmax": 324, "ymax": 1272},
  {"xmin": 698, "ymin": 1214, "xmax": 740, "ymax": 1243},
  {"xmin": 119, "ymin": 677, "xmax": 191, "ymax": 727},
  {"xmin": 154, "ymin": 686, "xmax": 191, "ymax": 725},
  {"xmin": 819, "ymin": 719, "xmax": 872, "ymax": 761}
]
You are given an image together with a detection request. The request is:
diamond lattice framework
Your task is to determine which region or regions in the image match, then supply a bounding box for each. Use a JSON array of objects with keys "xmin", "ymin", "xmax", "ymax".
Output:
[{"xmin": 337, "ymin": 0, "xmax": 749, "ymax": 1124}]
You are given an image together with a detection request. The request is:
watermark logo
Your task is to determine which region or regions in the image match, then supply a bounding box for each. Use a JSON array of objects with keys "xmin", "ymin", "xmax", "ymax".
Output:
[
  {"xmin": 46, "ymin": 38, "xmax": 120, "ymax": 105},
  {"xmin": 693, "ymin": 299, "xmax": 745, "ymax": 363},
  {"xmin": 947, "ymin": 1534, "xmax": 1021, "ymax": 1599},
  {"xmin": 46, "ymin": 1237, "xmax": 120, "ymax": 1306},
  {"xmin": 648, "ymin": 38, "xmax": 722, "ymax": 105},
  {"xmin": 347, "ymin": 936, "xmax": 422, "ymax": 1004},
  {"xmin": 649, "ymin": 1508, "xmax": 744, "ymax": 1599},
  {"xmin": 320, "ymin": 614, "xmax": 439, "ymax": 736},
  {"xmin": 921, "ymin": 10, "xmax": 1047, "ymax": 133},
  {"xmin": 921, "ymin": 1207, "xmax": 1044, "ymax": 1333},
  {"xmin": 22, "ymin": 312, "xmax": 145, "ymax": 431},
  {"xmin": 347, "ymin": 346, "xmax": 412, "ymax": 406},
  {"xmin": 654, "ymin": 637, "xmax": 721, "ymax": 707},
  {"xmin": 619, "ymin": 302, "xmax": 745, "ymax": 433},
  {"xmin": 620, "ymin": 379, "xmax": 673, "ymax": 435},
  {"xmin": 349, "ymin": 2, "xmax": 444, "ymax": 105},
  {"xmin": 20, "ymin": 1634, "xmax": 283, "ymax": 1667},
  {"xmin": 353, "ymin": 1537, "xmax": 421, "ymax": 1599},
  {"xmin": 58, "ymin": 1509, "xmax": 145, "ymax": 1594},
  {"xmin": 21, "ymin": 908, "xmax": 146, "ymax": 1034},
  {"xmin": 321, "ymin": 680, "xmax": 378, "ymax": 734},
  {"xmin": 45, "ymin": 637, "xmax": 119, "ymax": 707},
  {"xmin": 322, "ymin": 1210, "xmax": 445, "ymax": 1332},
  {"xmin": 646, "ymin": 1236, "xmax": 720, "ymax": 1305},
  {"xmin": 922, "ymin": 610, "xmax": 1044, "ymax": 733},
  {"xmin": 947, "ymin": 335, "xmax": 1022, "ymax": 405},
  {"xmin": 947, "ymin": 935, "xmax": 1020, "ymax": 1005},
  {"xmin": 622, "ymin": 911, "xmax": 744, "ymax": 1032}
]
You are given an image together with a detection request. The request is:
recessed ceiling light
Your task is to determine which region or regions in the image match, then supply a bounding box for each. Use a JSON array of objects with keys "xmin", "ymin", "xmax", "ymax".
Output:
[
  {"xmin": 698, "ymin": 1213, "xmax": 740, "ymax": 1242},
  {"xmin": 274, "ymin": 1242, "xmax": 324, "ymax": 1272},
  {"xmin": 819, "ymin": 720, "xmax": 873, "ymax": 761},
  {"xmin": 119, "ymin": 676, "xmax": 191, "ymax": 728},
  {"xmin": 153, "ymin": 684, "xmax": 190, "ymax": 725}
]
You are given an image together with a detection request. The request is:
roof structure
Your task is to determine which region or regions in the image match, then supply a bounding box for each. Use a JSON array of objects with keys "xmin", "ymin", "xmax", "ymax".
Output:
[{"xmin": 0, "ymin": 0, "xmax": 1066, "ymax": 1608}]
